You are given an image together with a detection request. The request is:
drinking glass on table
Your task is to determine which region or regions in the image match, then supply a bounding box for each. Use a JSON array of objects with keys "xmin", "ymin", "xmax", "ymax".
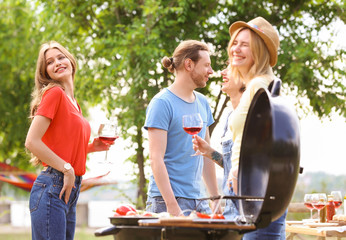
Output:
[
  {"xmin": 182, "ymin": 113, "xmax": 203, "ymax": 156},
  {"xmin": 98, "ymin": 120, "xmax": 118, "ymax": 163},
  {"xmin": 304, "ymin": 193, "xmax": 314, "ymax": 220},
  {"xmin": 331, "ymin": 191, "xmax": 343, "ymax": 214},
  {"xmin": 311, "ymin": 193, "xmax": 327, "ymax": 222}
]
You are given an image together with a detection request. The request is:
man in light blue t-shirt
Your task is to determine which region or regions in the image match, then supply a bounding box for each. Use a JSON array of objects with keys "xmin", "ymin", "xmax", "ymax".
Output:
[{"xmin": 144, "ymin": 40, "xmax": 219, "ymax": 216}]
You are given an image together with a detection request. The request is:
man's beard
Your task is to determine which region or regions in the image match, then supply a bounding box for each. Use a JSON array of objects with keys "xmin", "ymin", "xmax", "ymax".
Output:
[{"xmin": 191, "ymin": 70, "xmax": 206, "ymax": 88}]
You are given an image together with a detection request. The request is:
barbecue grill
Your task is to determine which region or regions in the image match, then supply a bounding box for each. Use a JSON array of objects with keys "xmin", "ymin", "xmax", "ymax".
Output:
[{"xmin": 95, "ymin": 79, "xmax": 301, "ymax": 240}]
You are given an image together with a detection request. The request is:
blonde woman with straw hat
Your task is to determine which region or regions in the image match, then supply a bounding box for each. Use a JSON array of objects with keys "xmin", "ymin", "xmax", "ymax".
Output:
[
  {"xmin": 227, "ymin": 16, "xmax": 280, "ymax": 195},
  {"xmin": 183, "ymin": 16, "xmax": 287, "ymax": 239},
  {"xmin": 227, "ymin": 17, "xmax": 287, "ymax": 239}
]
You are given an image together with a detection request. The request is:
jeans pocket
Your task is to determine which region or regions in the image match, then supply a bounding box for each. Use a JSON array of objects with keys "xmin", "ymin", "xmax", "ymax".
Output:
[
  {"xmin": 29, "ymin": 181, "xmax": 46, "ymax": 213},
  {"xmin": 68, "ymin": 185, "xmax": 80, "ymax": 206},
  {"xmin": 151, "ymin": 197, "xmax": 167, "ymax": 213}
]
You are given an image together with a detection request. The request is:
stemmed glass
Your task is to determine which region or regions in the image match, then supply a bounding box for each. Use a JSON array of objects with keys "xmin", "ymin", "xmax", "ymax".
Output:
[
  {"xmin": 98, "ymin": 120, "xmax": 118, "ymax": 163},
  {"xmin": 311, "ymin": 193, "xmax": 327, "ymax": 222},
  {"xmin": 331, "ymin": 191, "xmax": 343, "ymax": 214},
  {"xmin": 304, "ymin": 194, "xmax": 314, "ymax": 220},
  {"xmin": 182, "ymin": 113, "xmax": 203, "ymax": 156}
]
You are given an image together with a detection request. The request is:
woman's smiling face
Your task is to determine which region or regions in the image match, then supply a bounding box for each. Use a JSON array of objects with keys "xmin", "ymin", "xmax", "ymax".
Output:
[
  {"xmin": 221, "ymin": 65, "xmax": 243, "ymax": 96},
  {"xmin": 230, "ymin": 29, "xmax": 254, "ymax": 74},
  {"xmin": 45, "ymin": 48, "xmax": 73, "ymax": 81}
]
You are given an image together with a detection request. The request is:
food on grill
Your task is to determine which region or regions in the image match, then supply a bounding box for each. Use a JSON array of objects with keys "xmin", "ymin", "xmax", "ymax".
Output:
[{"xmin": 114, "ymin": 204, "xmax": 137, "ymax": 216}]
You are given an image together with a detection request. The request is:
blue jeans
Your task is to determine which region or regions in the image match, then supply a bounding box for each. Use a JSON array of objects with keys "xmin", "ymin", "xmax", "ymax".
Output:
[
  {"xmin": 146, "ymin": 196, "xmax": 212, "ymax": 216},
  {"xmin": 221, "ymin": 137, "xmax": 239, "ymax": 220},
  {"xmin": 29, "ymin": 167, "xmax": 82, "ymax": 240},
  {"xmin": 242, "ymin": 210, "xmax": 287, "ymax": 240}
]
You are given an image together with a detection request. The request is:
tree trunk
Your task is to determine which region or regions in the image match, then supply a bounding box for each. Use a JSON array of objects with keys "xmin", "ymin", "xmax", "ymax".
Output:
[
  {"xmin": 136, "ymin": 125, "xmax": 147, "ymax": 208},
  {"xmin": 209, "ymin": 90, "xmax": 230, "ymax": 136}
]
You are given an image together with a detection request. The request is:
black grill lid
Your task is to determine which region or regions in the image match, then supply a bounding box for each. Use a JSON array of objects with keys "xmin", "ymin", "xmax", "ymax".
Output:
[{"xmin": 237, "ymin": 79, "xmax": 301, "ymax": 228}]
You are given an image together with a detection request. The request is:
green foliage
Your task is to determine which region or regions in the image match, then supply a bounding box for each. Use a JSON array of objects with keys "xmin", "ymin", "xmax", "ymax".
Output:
[
  {"xmin": 0, "ymin": 0, "xmax": 40, "ymax": 171},
  {"xmin": 0, "ymin": 0, "xmax": 344, "ymax": 204}
]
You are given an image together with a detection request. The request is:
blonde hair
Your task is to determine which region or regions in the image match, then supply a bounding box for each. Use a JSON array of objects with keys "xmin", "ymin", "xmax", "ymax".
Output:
[
  {"xmin": 29, "ymin": 41, "xmax": 77, "ymax": 165},
  {"xmin": 228, "ymin": 28, "xmax": 272, "ymax": 81},
  {"xmin": 162, "ymin": 40, "xmax": 209, "ymax": 73}
]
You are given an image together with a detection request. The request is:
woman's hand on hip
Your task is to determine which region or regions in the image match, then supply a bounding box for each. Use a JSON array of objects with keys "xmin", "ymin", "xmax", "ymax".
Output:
[{"xmin": 59, "ymin": 169, "xmax": 76, "ymax": 204}]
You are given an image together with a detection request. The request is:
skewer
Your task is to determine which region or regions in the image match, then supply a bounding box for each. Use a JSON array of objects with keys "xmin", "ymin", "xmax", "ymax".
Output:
[{"xmin": 199, "ymin": 195, "xmax": 267, "ymax": 202}]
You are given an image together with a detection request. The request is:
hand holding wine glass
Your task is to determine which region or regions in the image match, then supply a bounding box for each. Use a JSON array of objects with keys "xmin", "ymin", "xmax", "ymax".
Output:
[
  {"xmin": 182, "ymin": 113, "xmax": 203, "ymax": 156},
  {"xmin": 98, "ymin": 120, "xmax": 118, "ymax": 163}
]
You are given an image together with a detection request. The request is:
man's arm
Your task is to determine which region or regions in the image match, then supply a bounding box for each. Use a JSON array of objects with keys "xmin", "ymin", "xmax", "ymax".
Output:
[{"xmin": 147, "ymin": 128, "xmax": 181, "ymax": 216}]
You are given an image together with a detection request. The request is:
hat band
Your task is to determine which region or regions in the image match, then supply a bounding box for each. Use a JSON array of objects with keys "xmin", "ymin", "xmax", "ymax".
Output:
[{"xmin": 248, "ymin": 23, "xmax": 264, "ymax": 33}]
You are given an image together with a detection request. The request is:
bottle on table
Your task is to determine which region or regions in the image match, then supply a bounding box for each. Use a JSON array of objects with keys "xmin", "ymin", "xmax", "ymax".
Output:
[
  {"xmin": 326, "ymin": 195, "xmax": 335, "ymax": 222},
  {"xmin": 320, "ymin": 206, "xmax": 326, "ymax": 223}
]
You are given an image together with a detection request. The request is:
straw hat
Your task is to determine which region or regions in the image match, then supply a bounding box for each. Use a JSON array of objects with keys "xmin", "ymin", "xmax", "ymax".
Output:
[{"xmin": 229, "ymin": 17, "xmax": 280, "ymax": 67}]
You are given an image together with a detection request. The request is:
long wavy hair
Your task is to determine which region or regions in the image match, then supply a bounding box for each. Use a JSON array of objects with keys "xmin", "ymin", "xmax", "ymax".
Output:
[
  {"xmin": 29, "ymin": 41, "xmax": 77, "ymax": 165},
  {"xmin": 227, "ymin": 28, "xmax": 273, "ymax": 82}
]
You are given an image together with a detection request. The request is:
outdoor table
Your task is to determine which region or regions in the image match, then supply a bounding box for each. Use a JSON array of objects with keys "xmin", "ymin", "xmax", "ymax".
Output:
[{"xmin": 285, "ymin": 221, "xmax": 346, "ymax": 240}]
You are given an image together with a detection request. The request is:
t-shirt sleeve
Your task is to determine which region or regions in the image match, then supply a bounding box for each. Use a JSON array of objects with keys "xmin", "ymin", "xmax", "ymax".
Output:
[
  {"xmin": 144, "ymin": 98, "xmax": 171, "ymax": 131},
  {"xmin": 206, "ymin": 103, "xmax": 214, "ymax": 127},
  {"xmin": 196, "ymin": 92, "xmax": 214, "ymax": 128},
  {"xmin": 36, "ymin": 87, "xmax": 63, "ymax": 120}
]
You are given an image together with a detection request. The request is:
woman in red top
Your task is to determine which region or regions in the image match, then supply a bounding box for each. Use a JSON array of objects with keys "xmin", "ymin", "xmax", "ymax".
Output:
[{"xmin": 25, "ymin": 41, "xmax": 110, "ymax": 240}]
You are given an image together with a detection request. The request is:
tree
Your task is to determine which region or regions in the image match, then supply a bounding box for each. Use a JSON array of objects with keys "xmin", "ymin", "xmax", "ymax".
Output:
[
  {"xmin": 0, "ymin": 0, "xmax": 41, "ymax": 172},
  {"xmin": 1, "ymin": 0, "xmax": 344, "ymax": 206}
]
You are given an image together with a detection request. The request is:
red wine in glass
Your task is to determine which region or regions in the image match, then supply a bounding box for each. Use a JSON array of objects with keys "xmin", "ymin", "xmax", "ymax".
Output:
[
  {"xmin": 99, "ymin": 136, "xmax": 119, "ymax": 145},
  {"xmin": 304, "ymin": 202, "xmax": 314, "ymax": 210},
  {"xmin": 313, "ymin": 203, "xmax": 326, "ymax": 210},
  {"xmin": 183, "ymin": 127, "xmax": 202, "ymax": 135},
  {"xmin": 331, "ymin": 191, "xmax": 343, "ymax": 214},
  {"xmin": 311, "ymin": 193, "xmax": 327, "ymax": 222},
  {"xmin": 304, "ymin": 194, "xmax": 314, "ymax": 220},
  {"xmin": 182, "ymin": 113, "xmax": 203, "ymax": 156},
  {"xmin": 98, "ymin": 121, "xmax": 118, "ymax": 163}
]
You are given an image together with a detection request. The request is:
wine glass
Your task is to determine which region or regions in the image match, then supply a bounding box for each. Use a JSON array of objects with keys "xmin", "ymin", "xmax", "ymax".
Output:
[
  {"xmin": 311, "ymin": 193, "xmax": 327, "ymax": 222},
  {"xmin": 304, "ymin": 194, "xmax": 314, "ymax": 220},
  {"xmin": 182, "ymin": 113, "xmax": 203, "ymax": 156},
  {"xmin": 331, "ymin": 191, "xmax": 343, "ymax": 214},
  {"xmin": 98, "ymin": 120, "xmax": 118, "ymax": 163}
]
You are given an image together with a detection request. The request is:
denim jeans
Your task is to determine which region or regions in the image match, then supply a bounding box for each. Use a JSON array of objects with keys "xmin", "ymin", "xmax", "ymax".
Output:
[
  {"xmin": 29, "ymin": 167, "xmax": 82, "ymax": 240},
  {"xmin": 146, "ymin": 196, "xmax": 212, "ymax": 216},
  {"xmin": 221, "ymin": 136, "xmax": 240, "ymax": 220},
  {"xmin": 242, "ymin": 210, "xmax": 287, "ymax": 240}
]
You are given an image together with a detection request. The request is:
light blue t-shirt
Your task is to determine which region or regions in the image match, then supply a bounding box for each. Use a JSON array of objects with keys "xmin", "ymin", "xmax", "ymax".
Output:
[{"xmin": 144, "ymin": 88, "xmax": 214, "ymax": 199}]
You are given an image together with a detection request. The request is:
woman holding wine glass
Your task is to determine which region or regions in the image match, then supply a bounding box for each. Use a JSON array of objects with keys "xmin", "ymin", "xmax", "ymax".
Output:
[
  {"xmin": 193, "ymin": 17, "xmax": 288, "ymax": 240},
  {"xmin": 25, "ymin": 41, "xmax": 110, "ymax": 240}
]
